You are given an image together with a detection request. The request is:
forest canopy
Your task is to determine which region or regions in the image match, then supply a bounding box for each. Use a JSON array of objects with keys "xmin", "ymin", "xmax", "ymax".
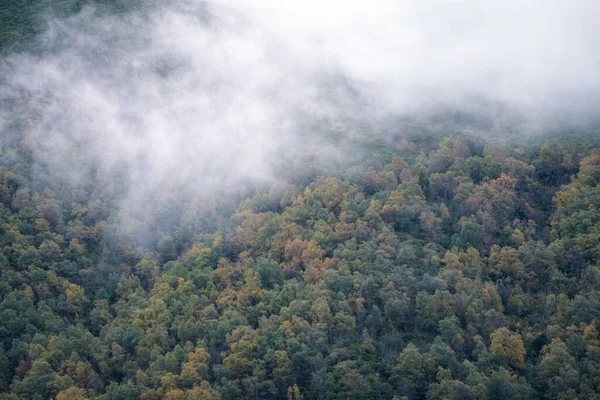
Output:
[
  {"xmin": 3, "ymin": 1, "xmax": 600, "ymax": 399},
  {"xmin": 2, "ymin": 130, "xmax": 600, "ymax": 399}
]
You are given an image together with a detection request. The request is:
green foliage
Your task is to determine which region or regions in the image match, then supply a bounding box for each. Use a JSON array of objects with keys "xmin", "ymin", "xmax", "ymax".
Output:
[
  {"xmin": 0, "ymin": 132, "xmax": 600, "ymax": 399},
  {"xmin": 0, "ymin": 0, "xmax": 140, "ymax": 55}
]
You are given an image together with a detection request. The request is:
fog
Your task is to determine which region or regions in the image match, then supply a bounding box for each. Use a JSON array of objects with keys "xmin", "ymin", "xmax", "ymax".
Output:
[{"xmin": 1, "ymin": 0, "xmax": 599, "ymax": 238}]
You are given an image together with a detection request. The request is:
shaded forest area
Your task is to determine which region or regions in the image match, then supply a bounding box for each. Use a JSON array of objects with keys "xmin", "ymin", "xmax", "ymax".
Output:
[
  {"xmin": 0, "ymin": 0, "xmax": 138, "ymax": 54},
  {"xmin": 2, "ymin": 130, "xmax": 600, "ymax": 399}
]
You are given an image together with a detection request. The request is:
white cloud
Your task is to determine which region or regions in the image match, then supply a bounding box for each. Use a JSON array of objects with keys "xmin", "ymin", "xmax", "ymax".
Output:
[{"xmin": 2, "ymin": 0, "xmax": 599, "ymax": 236}]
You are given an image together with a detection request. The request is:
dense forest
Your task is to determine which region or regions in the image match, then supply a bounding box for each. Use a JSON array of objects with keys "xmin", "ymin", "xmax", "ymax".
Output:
[
  {"xmin": 0, "ymin": 0, "xmax": 139, "ymax": 54},
  {"xmin": 4, "ymin": 1, "xmax": 600, "ymax": 400},
  {"xmin": 3, "ymin": 128, "xmax": 600, "ymax": 399}
]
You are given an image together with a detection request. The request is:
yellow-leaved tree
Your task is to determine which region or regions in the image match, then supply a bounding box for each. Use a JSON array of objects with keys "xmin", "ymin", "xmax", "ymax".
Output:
[{"xmin": 489, "ymin": 327, "xmax": 525, "ymax": 369}]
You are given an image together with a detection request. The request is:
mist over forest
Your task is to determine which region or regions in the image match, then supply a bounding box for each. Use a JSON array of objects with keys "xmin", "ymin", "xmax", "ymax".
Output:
[{"xmin": 2, "ymin": 1, "xmax": 600, "ymax": 399}]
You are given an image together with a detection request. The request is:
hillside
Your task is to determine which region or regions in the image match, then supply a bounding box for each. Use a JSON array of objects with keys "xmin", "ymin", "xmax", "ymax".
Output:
[
  {"xmin": 3, "ymin": 1, "xmax": 600, "ymax": 399},
  {"xmin": 2, "ymin": 132, "xmax": 600, "ymax": 399}
]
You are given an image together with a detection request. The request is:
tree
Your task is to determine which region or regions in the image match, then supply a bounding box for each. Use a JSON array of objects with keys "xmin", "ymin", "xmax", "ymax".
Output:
[
  {"xmin": 56, "ymin": 387, "xmax": 89, "ymax": 400},
  {"xmin": 489, "ymin": 328, "xmax": 525, "ymax": 369},
  {"xmin": 393, "ymin": 343, "xmax": 426, "ymax": 399},
  {"xmin": 186, "ymin": 382, "xmax": 222, "ymax": 400},
  {"xmin": 487, "ymin": 246, "xmax": 525, "ymax": 279}
]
